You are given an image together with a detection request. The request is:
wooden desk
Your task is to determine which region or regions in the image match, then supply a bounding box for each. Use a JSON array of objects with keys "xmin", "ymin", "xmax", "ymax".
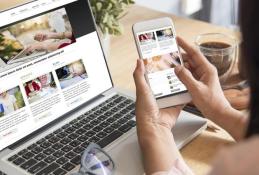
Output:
[{"xmin": 109, "ymin": 5, "xmax": 237, "ymax": 175}]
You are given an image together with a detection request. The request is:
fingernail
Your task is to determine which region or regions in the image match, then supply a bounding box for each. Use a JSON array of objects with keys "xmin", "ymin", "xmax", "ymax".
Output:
[{"xmin": 174, "ymin": 66, "xmax": 182, "ymax": 74}]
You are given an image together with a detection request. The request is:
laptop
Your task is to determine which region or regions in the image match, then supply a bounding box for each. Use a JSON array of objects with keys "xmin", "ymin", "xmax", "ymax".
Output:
[{"xmin": 0, "ymin": 0, "xmax": 207, "ymax": 175}]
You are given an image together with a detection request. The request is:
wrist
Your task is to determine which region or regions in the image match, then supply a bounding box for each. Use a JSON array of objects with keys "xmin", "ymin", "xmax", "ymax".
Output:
[{"xmin": 137, "ymin": 122, "xmax": 173, "ymax": 148}]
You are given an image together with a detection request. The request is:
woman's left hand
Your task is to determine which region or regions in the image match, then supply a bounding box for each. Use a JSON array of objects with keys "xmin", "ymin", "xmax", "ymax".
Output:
[{"xmin": 133, "ymin": 59, "xmax": 182, "ymax": 132}]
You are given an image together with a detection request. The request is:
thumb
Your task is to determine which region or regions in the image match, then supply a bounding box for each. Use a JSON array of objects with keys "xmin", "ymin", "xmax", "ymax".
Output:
[
  {"xmin": 175, "ymin": 66, "xmax": 199, "ymax": 92},
  {"xmin": 133, "ymin": 59, "xmax": 151, "ymax": 95}
]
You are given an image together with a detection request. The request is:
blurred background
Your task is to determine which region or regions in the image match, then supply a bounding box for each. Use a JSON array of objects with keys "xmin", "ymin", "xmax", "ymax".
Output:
[
  {"xmin": 1, "ymin": 0, "xmax": 239, "ymax": 30},
  {"xmin": 136, "ymin": 0, "xmax": 239, "ymax": 30}
]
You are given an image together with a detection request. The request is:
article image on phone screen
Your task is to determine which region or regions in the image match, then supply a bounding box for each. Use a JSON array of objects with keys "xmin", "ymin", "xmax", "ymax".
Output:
[{"xmin": 138, "ymin": 27, "xmax": 187, "ymax": 98}]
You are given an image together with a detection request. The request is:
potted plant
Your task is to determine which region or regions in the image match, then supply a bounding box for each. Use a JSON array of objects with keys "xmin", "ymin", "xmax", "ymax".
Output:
[{"xmin": 90, "ymin": 0, "xmax": 134, "ymax": 56}]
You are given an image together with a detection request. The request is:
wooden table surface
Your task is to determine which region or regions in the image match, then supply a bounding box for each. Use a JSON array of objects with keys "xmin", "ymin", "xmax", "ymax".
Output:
[{"xmin": 108, "ymin": 5, "xmax": 238, "ymax": 175}]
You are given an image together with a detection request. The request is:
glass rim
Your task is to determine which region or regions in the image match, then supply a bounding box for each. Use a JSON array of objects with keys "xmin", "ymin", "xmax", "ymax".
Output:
[
  {"xmin": 195, "ymin": 33, "xmax": 238, "ymax": 52},
  {"xmin": 80, "ymin": 143, "xmax": 115, "ymax": 174}
]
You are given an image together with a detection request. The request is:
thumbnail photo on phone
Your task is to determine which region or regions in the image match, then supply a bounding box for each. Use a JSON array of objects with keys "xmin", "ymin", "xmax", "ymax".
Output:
[{"xmin": 137, "ymin": 27, "xmax": 187, "ymax": 98}]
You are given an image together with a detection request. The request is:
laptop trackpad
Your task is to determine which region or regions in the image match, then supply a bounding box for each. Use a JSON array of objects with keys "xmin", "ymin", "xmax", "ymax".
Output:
[{"xmin": 107, "ymin": 132, "xmax": 144, "ymax": 175}]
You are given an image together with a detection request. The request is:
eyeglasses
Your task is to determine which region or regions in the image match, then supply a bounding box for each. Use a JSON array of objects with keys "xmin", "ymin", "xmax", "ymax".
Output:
[{"xmin": 71, "ymin": 143, "xmax": 115, "ymax": 175}]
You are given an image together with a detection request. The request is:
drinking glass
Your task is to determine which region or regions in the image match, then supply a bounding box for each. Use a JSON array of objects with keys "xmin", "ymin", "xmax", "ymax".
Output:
[{"xmin": 195, "ymin": 33, "xmax": 238, "ymax": 85}]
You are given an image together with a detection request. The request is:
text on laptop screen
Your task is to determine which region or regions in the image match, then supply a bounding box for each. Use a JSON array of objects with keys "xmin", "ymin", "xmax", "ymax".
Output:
[{"xmin": 0, "ymin": 0, "xmax": 113, "ymax": 150}]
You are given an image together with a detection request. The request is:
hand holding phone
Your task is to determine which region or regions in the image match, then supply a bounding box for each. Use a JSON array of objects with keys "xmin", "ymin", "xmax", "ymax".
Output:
[{"xmin": 132, "ymin": 17, "xmax": 191, "ymax": 108}]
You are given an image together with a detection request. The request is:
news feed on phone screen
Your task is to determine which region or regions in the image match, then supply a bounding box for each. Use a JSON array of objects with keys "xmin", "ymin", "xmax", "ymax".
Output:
[{"xmin": 137, "ymin": 27, "xmax": 187, "ymax": 98}]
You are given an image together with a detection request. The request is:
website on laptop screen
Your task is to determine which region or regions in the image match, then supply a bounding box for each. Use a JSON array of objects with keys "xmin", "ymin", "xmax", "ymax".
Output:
[{"xmin": 0, "ymin": 0, "xmax": 113, "ymax": 150}]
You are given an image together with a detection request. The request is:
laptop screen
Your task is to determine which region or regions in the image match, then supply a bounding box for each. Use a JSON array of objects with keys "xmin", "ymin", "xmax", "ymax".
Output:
[{"xmin": 0, "ymin": 0, "xmax": 113, "ymax": 150}]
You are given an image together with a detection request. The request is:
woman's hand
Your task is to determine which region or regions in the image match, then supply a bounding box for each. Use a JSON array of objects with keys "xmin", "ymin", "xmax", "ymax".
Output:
[
  {"xmin": 175, "ymin": 37, "xmax": 231, "ymax": 119},
  {"xmin": 209, "ymin": 137, "xmax": 259, "ymax": 175},
  {"xmin": 134, "ymin": 59, "xmax": 182, "ymax": 131},
  {"xmin": 134, "ymin": 59, "xmax": 186, "ymax": 174},
  {"xmin": 175, "ymin": 37, "xmax": 246, "ymax": 140}
]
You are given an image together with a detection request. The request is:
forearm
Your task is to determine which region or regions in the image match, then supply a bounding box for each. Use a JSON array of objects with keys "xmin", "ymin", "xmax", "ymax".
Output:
[
  {"xmin": 209, "ymin": 107, "xmax": 248, "ymax": 141},
  {"xmin": 137, "ymin": 123, "xmax": 183, "ymax": 175}
]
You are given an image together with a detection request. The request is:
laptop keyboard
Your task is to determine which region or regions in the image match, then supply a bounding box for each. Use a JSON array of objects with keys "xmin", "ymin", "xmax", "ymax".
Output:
[{"xmin": 7, "ymin": 94, "xmax": 136, "ymax": 175}]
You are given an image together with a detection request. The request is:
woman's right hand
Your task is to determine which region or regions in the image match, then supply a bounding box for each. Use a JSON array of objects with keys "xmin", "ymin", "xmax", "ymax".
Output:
[{"xmin": 174, "ymin": 37, "xmax": 232, "ymax": 120}]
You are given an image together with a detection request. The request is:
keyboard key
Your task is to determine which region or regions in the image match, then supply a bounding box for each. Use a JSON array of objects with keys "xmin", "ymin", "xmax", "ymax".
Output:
[
  {"xmin": 90, "ymin": 119, "xmax": 99, "ymax": 126},
  {"xmin": 119, "ymin": 124, "xmax": 132, "ymax": 133},
  {"xmin": 61, "ymin": 124, "xmax": 70, "ymax": 129},
  {"xmin": 8, "ymin": 154, "xmax": 18, "ymax": 162},
  {"xmin": 62, "ymin": 162, "xmax": 75, "ymax": 171},
  {"xmin": 110, "ymin": 122, "xmax": 122, "ymax": 129},
  {"xmin": 52, "ymin": 143, "xmax": 63, "ymax": 150},
  {"xmin": 88, "ymin": 136, "xmax": 100, "ymax": 143},
  {"xmin": 36, "ymin": 162, "xmax": 59, "ymax": 175},
  {"xmin": 53, "ymin": 150, "xmax": 65, "ymax": 158},
  {"xmin": 106, "ymin": 117, "xmax": 116, "ymax": 123},
  {"xmin": 18, "ymin": 149, "xmax": 28, "ymax": 156},
  {"xmin": 54, "ymin": 129, "xmax": 62, "ymax": 134},
  {"xmin": 111, "ymin": 107, "xmax": 120, "ymax": 113},
  {"xmin": 65, "ymin": 151, "xmax": 76, "ymax": 159},
  {"xmin": 93, "ymin": 126, "xmax": 102, "ymax": 132},
  {"xmin": 77, "ymin": 135, "xmax": 88, "ymax": 142},
  {"xmin": 80, "ymin": 118, "xmax": 90, "ymax": 124},
  {"xmin": 32, "ymin": 146, "xmax": 43, "ymax": 154},
  {"xmin": 44, "ymin": 156, "xmax": 56, "ymax": 163},
  {"xmin": 60, "ymin": 137, "xmax": 72, "ymax": 145},
  {"xmin": 45, "ymin": 133, "xmax": 54, "ymax": 140},
  {"xmin": 71, "ymin": 155, "xmax": 81, "ymax": 165},
  {"xmin": 40, "ymin": 141, "xmax": 52, "ymax": 149},
  {"xmin": 20, "ymin": 158, "xmax": 37, "ymax": 170},
  {"xmin": 28, "ymin": 161, "xmax": 47, "ymax": 174},
  {"xmin": 28, "ymin": 144, "xmax": 37, "ymax": 150},
  {"xmin": 96, "ymin": 132, "xmax": 107, "ymax": 138},
  {"xmin": 97, "ymin": 130, "xmax": 123, "ymax": 148},
  {"xmin": 64, "ymin": 127, "xmax": 75, "ymax": 134},
  {"xmin": 35, "ymin": 153, "xmax": 47, "ymax": 161},
  {"xmin": 43, "ymin": 148, "xmax": 55, "ymax": 155},
  {"xmin": 88, "ymin": 114, "xmax": 96, "ymax": 120},
  {"xmin": 97, "ymin": 115, "xmax": 106, "ymax": 121},
  {"xmin": 13, "ymin": 157, "xmax": 26, "ymax": 165},
  {"xmin": 36, "ymin": 138, "xmax": 46, "ymax": 145},
  {"xmin": 61, "ymin": 145, "xmax": 73, "ymax": 153},
  {"xmin": 83, "ymin": 124, "xmax": 94, "ymax": 130},
  {"xmin": 68, "ymin": 133, "xmax": 79, "ymax": 140},
  {"xmin": 81, "ymin": 141, "xmax": 90, "ymax": 148},
  {"xmin": 103, "ymin": 127, "xmax": 114, "ymax": 133},
  {"xmin": 125, "ymin": 114, "xmax": 135, "ymax": 120},
  {"xmin": 73, "ymin": 146, "xmax": 85, "ymax": 154},
  {"xmin": 56, "ymin": 132, "xmax": 68, "ymax": 138},
  {"xmin": 56, "ymin": 157, "xmax": 68, "ymax": 165},
  {"xmin": 85, "ymin": 131, "xmax": 95, "ymax": 137},
  {"xmin": 72, "ymin": 122, "xmax": 83, "ymax": 129},
  {"xmin": 127, "ymin": 120, "xmax": 136, "ymax": 127},
  {"xmin": 130, "ymin": 110, "xmax": 135, "ymax": 115},
  {"xmin": 117, "ymin": 118, "xmax": 128, "ymax": 124},
  {"xmin": 113, "ymin": 113, "xmax": 122, "ymax": 119},
  {"xmin": 70, "ymin": 140, "xmax": 81, "ymax": 147},
  {"xmin": 49, "ymin": 136, "xmax": 60, "ymax": 144},
  {"xmin": 53, "ymin": 168, "xmax": 67, "ymax": 175},
  {"xmin": 75, "ymin": 128, "xmax": 86, "ymax": 135},
  {"xmin": 22, "ymin": 151, "xmax": 35, "ymax": 159},
  {"xmin": 99, "ymin": 121, "xmax": 109, "ymax": 128}
]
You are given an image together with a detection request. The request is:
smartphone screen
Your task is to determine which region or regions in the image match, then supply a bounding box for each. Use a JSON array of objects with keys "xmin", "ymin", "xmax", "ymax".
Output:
[{"xmin": 137, "ymin": 27, "xmax": 187, "ymax": 99}]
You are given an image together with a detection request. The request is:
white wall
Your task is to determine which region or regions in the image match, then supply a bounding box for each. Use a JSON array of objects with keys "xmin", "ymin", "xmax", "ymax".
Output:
[{"xmin": 135, "ymin": 0, "xmax": 182, "ymax": 15}]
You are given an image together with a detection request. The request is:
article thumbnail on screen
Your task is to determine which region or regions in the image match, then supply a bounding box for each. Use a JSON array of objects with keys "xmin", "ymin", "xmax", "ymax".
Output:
[
  {"xmin": 23, "ymin": 73, "xmax": 58, "ymax": 104},
  {"xmin": 55, "ymin": 60, "xmax": 88, "ymax": 89},
  {"xmin": 0, "ymin": 8, "xmax": 76, "ymax": 73},
  {"xmin": 0, "ymin": 86, "xmax": 25, "ymax": 118},
  {"xmin": 143, "ymin": 51, "xmax": 181, "ymax": 73}
]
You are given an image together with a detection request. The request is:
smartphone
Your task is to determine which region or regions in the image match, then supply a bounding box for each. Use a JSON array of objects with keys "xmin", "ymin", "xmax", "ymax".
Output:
[{"xmin": 132, "ymin": 17, "xmax": 191, "ymax": 108}]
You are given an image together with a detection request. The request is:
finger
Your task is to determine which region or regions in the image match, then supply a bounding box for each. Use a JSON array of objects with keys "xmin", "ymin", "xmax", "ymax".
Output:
[
  {"xmin": 175, "ymin": 66, "xmax": 200, "ymax": 92},
  {"xmin": 177, "ymin": 36, "xmax": 208, "ymax": 66},
  {"xmin": 133, "ymin": 59, "xmax": 151, "ymax": 95}
]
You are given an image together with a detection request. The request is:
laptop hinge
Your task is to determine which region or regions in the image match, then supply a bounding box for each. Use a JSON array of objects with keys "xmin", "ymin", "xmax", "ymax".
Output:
[{"xmin": 8, "ymin": 94, "xmax": 104, "ymax": 150}]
